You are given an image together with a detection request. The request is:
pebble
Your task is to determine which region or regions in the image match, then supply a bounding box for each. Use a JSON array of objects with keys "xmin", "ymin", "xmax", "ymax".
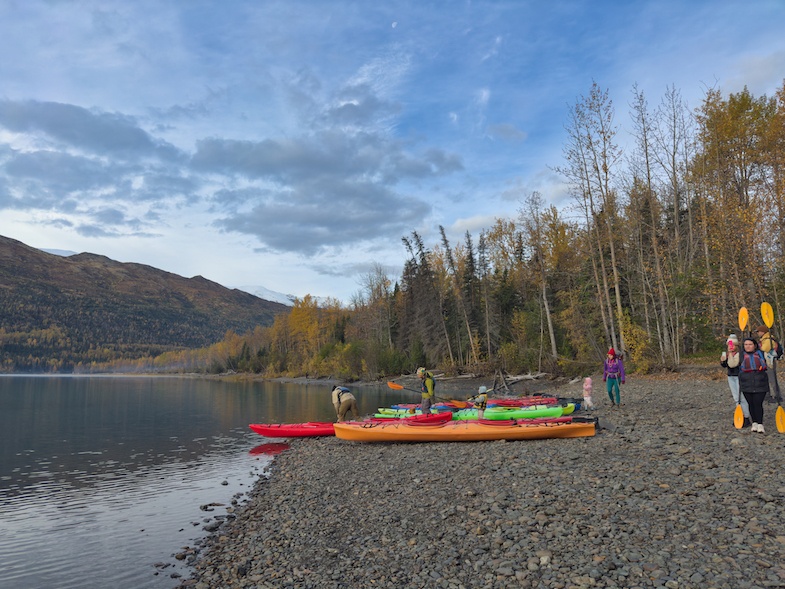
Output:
[{"xmin": 177, "ymin": 375, "xmax": 785, "ymax": 588}]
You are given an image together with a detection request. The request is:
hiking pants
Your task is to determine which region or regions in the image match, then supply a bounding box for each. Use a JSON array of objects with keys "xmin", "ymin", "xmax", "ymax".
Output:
[
  {"xmin": 766, "ymin": 358, "xmax": 780, "ymax": 399},
  {"xmin": 337, "ymin": 398, "xmax": 359, "ymax": 422},
  {"xmin": 606, "ymin": 377, "xmax": 620, "ymax": 404},
  {"xmin": 743, "ymin": 391, "xmax": 767, "ymax": 425}
]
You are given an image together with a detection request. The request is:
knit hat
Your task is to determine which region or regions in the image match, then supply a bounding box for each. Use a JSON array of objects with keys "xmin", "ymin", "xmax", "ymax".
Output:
[
  {"xmin": 727, "ymin": 334, "xmax": 739, "ymax": 344},
  {"xmin": 607, "ymin": 348, "xmax": 615, "ymax": 356},
  {"xmin": 756, "ymin": 325, "xmax": 769, "ymax": 334},
  {"xmin": 478, "ymin": 385, "xmax": 487, "ymax": 394}
]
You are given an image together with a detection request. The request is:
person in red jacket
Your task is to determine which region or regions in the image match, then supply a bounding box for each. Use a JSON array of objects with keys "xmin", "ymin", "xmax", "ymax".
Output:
[{"xmin": 603, "ymin": 348, "xmax": 626, "ymax": 407}]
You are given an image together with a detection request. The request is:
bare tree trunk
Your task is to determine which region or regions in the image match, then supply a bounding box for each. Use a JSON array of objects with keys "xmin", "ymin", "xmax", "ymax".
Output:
[
  {"xmin": 478, "ymin": 232, "xmax": 494, "ymax": 359},
  {"xmin": 439, "ymin": 226, "xmax": 478, "ymax": 365},
  {"xmin": 520, "ymin": 193, "xmax": 559, "ymax": 360}
]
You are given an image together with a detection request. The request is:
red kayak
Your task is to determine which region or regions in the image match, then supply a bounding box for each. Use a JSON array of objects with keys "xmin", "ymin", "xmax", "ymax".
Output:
[
  {"xmin": 249, "ymin": 422, "xmax": 335, "ymax": 438},
  {"xmin": 369, "ymin": 412, "xmax": 453, "ymax": 425},
  {"xmin": 249, "ymin": 412, "xmax": 452, "ymax": 438},
  {"xmin": 490, "ymin": 396, "xmax": 557, "ymax": 407}
]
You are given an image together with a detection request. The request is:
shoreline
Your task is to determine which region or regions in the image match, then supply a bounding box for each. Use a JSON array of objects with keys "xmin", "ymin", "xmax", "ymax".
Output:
[{"xmin": 177, "ymin": 372, "xmax": 785, "ymax": 589}]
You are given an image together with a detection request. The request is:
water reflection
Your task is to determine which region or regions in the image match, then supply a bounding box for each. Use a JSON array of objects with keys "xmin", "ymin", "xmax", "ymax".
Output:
[
  {"xmin": 249, "ymin": 442, "xmax": 291, "ymax": 456},
  {"xmin": 0, "ymin": 375, "xmax": 408, "ymax": 589}
]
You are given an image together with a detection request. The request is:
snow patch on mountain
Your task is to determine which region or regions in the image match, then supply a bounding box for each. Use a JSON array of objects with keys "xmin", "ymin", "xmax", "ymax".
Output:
[{"xmin": 234, "ymin": 285, "xmax": 296, "ymax": 306}]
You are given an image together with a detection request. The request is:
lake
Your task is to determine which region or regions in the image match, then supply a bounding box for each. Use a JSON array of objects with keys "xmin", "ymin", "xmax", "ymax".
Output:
[{"xmin": 0, "ymin": 375, "xmax": 410, "ymax": 589}]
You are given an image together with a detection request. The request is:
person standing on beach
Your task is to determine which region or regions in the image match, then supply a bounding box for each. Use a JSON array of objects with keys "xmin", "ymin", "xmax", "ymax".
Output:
[
  {"xmin": 582, "ymin": 377, "xmax": 595, "ymax": 410},
  {"xmin": 603, "ymin": 348, "xmax": 625, "ymax": 407},
  {"xmin": 756, "ymin": 325, "xmax": 780, "ymax": 403},
  {"xmin": 468, "ymin": 385, "xmax": 489, "ymax": 418},
  {"xmin": 739, "ymin": 337, "xmax": 768, "ymax": 433},
  {"xmin": 416, "ymin": 367, "xmax": 436, "ymax": 414},
  {"xmin": 331, "ymin": 385, "xmax": 360, "ymax": 422},
  {"xmin": 721, "ymin": 334, "xmax": 750, "ymax": 427}
]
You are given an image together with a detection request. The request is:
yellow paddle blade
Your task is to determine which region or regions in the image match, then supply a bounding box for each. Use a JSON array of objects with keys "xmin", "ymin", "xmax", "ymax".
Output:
[
  {"xmin": 761, "ymin": 302, "xmax": 774, "ymax": 329},
  {"xmin": 387, "ymin": 381, "xmax": 404, "ymax": 390},
  {"xmin": 776, "ymin": 406, "xmax": 785, "ymax": 434},
  {"xmin": 734, "ymin": 404, "xmax": 744, "ymax": 429},
  {"xmin": 738, "ymin": 307, "xmax": 749, "ymax": 332}
]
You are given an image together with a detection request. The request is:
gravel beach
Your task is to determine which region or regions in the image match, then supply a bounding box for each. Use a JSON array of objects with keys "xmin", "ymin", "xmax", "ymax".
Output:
[{"xmin": 178, "ymin": 371, "xmax": 785, "ymax": 589}]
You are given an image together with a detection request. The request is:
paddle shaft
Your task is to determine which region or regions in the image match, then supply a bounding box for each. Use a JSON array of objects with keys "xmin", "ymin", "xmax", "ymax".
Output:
[
  {"xmin": 386, "ymin": 380, "xmax": 475, "ymax": 405},
  {"xmin": 761, "ymin": 303, "xmax": 784, "ymax": 432}
]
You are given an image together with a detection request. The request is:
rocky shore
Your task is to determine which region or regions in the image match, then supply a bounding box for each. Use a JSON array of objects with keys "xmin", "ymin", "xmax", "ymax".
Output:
[{"xmin": 178, "ymin": 372, "xmax": 785, "ymax": 589}]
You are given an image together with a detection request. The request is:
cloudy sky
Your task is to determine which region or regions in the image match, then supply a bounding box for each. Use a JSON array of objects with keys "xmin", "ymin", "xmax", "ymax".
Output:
[{"xmin": 1, "ymin": 1, "xmax": 783, "ymax": 304}]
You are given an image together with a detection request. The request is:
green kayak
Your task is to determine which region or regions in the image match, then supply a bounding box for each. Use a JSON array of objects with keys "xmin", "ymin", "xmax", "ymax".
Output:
[
  {"xmin": 376, "ymin": 403, "xmax": 574, "ymax": 420},
  {"xmin": 453, "ymin": 405, "xmax": 564, "ymax": 420}
]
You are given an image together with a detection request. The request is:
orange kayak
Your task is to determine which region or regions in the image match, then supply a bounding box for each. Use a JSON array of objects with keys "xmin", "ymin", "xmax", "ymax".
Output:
[{"xmin": 333, "ymin": 418, "xmax": 595, "ymax": 442}]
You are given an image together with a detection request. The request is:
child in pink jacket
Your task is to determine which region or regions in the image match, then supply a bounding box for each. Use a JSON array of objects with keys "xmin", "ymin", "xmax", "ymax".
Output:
[{"xmin": 582, "ymin": 377, "xmax": 595, "ymax": 410}]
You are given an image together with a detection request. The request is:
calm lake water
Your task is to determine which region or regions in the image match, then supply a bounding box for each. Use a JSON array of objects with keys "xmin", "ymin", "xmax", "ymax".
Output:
[{"xmin": 0, "ymin": 375, "xmax": 407, "ymax": 589}]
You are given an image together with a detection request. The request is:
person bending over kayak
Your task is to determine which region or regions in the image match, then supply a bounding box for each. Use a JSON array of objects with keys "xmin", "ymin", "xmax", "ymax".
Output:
[
  {"xmin": 331, "ymin": 385, "xmax": 360, "ymax": 422},
  {"xmin": 416, "ymin": 367, "xmax": 436, "ymax": 414}
]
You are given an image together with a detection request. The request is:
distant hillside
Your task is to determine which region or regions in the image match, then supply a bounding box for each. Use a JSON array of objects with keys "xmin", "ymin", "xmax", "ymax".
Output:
[{"xmin": 0, "ymin": 235, "xmax": 290, "ymax": 372}]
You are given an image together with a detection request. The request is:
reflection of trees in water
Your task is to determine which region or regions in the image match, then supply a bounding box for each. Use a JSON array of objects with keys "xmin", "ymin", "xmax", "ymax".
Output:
[{"xmin": 1, "ymin": 377, "xmax": 397, "ymax": 493}]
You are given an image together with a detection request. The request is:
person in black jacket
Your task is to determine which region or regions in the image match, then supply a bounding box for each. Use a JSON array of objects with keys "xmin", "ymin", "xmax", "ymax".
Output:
[
  {"xmin": 721, "ymin": 334, "xmax": 750, "ymax": 427},
  {"xmin": 738, "ymin": 337, "xmax": 769, "ymax": 433}
]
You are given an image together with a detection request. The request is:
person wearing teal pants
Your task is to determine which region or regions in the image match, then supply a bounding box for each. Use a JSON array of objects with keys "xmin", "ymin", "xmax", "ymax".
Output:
[{"xmin": 603, "ymin": 348, "xmax": 626, "ymax": 406}]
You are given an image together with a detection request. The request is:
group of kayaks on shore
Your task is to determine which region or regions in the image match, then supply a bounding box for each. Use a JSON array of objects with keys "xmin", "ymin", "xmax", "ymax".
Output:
[{"xmin": 249, "ymin": 394, "xmax": 597, "ymax": 443}]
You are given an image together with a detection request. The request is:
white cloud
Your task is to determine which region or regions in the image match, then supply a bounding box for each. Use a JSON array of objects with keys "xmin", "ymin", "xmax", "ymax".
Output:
[{"xmin": 0, "ymin": 0, "xmax": 784, "ymax": 303}]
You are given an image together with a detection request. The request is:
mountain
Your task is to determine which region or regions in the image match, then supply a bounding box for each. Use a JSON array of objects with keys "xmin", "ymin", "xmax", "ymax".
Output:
[{"xmin": 0, "ymin": 235, "xmax": 290, "ymax": 372}]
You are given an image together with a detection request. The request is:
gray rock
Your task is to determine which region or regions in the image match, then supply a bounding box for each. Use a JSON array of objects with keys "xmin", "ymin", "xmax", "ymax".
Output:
[{"xmin": 176, "ymin": 376, "xmax": 785, "ymax": 589}]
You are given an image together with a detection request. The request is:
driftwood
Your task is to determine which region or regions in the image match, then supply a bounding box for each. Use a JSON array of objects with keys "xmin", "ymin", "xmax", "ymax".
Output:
[
  {"xmin": 504, "ymin": 372, "xmax": 548, "ymax": 383},
  {"xmin": 492, "ymin": 369, "xmax": 509, "ymax": 393}
]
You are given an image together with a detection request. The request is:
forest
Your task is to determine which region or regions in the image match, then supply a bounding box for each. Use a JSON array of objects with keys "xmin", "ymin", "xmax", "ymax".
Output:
[{"xmin": 90, "ymin": 80, "xmax": 785, "ymax": 379}]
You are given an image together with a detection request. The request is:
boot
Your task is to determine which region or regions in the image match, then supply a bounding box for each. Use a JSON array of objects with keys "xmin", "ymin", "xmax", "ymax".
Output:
[{"xmin": 743, "ymin": 417, "xmax": 751, "ymax": 428}]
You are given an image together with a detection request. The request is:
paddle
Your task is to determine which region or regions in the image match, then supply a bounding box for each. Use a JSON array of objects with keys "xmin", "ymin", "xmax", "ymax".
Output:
[
  {"xmin": 738, "ymin": 307, "xmax": 749, "ymax": 337},
  {"xmin": 762, "ymin": 302, "xmax": 785, "ymax": 433},
  {"xmin": 386, "ymin": 381, "xmax": 471, "ymax": 409},
  {"xmin": 734, "ymin": 307, "xmax": 748, "ymax": 429},
  {"xmin": 761, "ymin": 302, "xmax": 774, "ymax": 329}
]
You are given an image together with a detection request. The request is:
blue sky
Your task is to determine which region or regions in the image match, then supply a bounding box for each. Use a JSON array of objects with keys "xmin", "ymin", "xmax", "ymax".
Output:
[{"xmin": 1, "ymin": 1, "xmax": 783, "ymax": 304}]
